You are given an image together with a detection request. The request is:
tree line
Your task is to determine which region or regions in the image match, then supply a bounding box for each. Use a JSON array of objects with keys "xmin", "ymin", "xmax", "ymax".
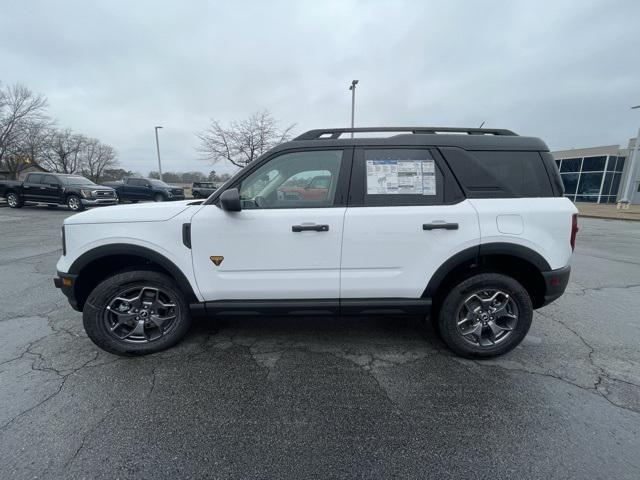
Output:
[
  {"xmin": 0, "ymin": 82, "xmax": 118, "ymax": 181},
  {"xmin": 148, "ymin": 170, "xmax": 232, "ymax": 184}
]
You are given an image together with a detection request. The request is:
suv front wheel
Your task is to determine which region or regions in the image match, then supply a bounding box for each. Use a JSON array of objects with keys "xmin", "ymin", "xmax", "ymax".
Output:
[
  {"xmin": 438, "ymin": 273, "xmax": 533, "ymax": 358},
  {"xmin": 83, "ymin": 270, "xmax": 192, "ymax": 356}
]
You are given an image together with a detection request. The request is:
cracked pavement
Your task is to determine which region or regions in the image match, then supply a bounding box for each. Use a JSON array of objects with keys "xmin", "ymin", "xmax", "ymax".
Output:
[{"xmin": 0, "ymin": 206, "xmax": 639, "ymax": 479}]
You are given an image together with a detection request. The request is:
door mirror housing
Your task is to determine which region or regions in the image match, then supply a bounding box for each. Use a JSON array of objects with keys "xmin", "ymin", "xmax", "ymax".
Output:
[{"xmin": 219, "ymin": 188, "xmax": 242, "ymax": 212}]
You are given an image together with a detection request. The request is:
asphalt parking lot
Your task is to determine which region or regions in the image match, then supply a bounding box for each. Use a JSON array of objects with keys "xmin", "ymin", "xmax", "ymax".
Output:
[{"xmin": 0, "ymin": 205, "xmax": 639, "ymax": 479}]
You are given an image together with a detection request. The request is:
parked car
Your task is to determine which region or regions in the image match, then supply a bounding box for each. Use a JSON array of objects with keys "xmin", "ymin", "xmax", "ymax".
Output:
[
  {"xmin": 103, "ymin": 177, "xmax": 185, "ymax": 203},
  {"xmin": 55, "ymin": 126, "xmax": 577, "ymax": 358},
  {"xmin": 1, "ymin": 172, "xmax": 117, "ymax": 211},
  {"xmin": 278, "ymin": 174, "xmax": 331, "ymax": 201},
  {"xmin": 191, "ymin": 181, "xmax": 217, "ymax": 199}
]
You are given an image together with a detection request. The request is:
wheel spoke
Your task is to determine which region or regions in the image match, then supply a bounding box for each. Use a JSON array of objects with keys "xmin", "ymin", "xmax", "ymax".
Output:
[{"xmin": 149, "ymin": 314, "xmax": 176, "ymax": 330}]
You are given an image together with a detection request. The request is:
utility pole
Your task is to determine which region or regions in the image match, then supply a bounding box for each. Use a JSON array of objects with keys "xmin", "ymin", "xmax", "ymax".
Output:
[
  {"xmin": 349, "ymin": 80, "xmax": 359, "ymax": 138},
  {"xmin": 154, "ymin": 126, "xmax": 163, "ymax": 181}
]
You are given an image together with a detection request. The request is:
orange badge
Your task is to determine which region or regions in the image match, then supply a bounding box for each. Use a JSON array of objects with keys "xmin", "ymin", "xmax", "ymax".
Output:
[{"xmin": 210, "ymin": 256, "xmax": 224, "ymax": 266}]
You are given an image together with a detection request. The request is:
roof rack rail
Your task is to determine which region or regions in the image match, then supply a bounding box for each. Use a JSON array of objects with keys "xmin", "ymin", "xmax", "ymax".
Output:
[{"xmin": 293, "ymin": 127, "xmax": 517, "ymax": 141}]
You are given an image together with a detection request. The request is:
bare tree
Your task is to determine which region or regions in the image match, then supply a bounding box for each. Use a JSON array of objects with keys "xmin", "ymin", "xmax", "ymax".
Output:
[
  {"xmin": 42, "ymin": 129, "xmax": 86, "ymax": 174},
  {"xmin": 0, "ymin": 83, "xmax": 48, "ymax": 176},
  {"xmin": 80, "ymin": 138, "xmax": 118, "ymax": 182},
  {"xmin": 196, "ymin": 110, "xmax": 295, "ymax": 168}
]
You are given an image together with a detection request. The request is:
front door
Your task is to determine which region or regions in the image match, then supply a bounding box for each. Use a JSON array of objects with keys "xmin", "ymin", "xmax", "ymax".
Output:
[
  {"xmin": 190, "ymin": 148, "xmax": 352, "ymax": 301},
  {"xmin": 41, "ymin": 175, "xmax": 62, "ymax": 203}
]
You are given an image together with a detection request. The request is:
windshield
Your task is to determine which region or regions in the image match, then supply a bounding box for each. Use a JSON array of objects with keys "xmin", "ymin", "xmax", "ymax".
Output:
[
  {"xmin": 149, "ymin": 179, "xmax": 170, "ymax": 187},
  {"xmin": 61, "ymin": 176, "xmax": 95, "ymax": 186}
]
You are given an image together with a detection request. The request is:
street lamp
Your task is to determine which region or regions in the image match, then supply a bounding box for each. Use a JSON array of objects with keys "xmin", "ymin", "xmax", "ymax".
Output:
[
  {"xmin": 154, "ymin": 126, "xmax": 163, "ymax": 182},
  {"xmin": 349, "ymin": 80, "xmax": 359, "ymax": 138},
  {"xmin": 620, "ymin": 106, "xmax": 640, "ymax": 205}
]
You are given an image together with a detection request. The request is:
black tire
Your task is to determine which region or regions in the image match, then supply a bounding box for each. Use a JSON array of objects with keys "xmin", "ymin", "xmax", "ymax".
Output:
[
  {"xmin": 67, "ymin": 194, "xmax": 84, "ymax": 211},
  {"xmin": 437, "ymin": 273, "xmax": 533, "ymax": 358},
  {"xmin": 6, "ymin": 192, "xmax": 23, "ymax": 208},
  {"xmin": 153, "ymin": 193, "xmax": 164, "ymax": 202},
  {"xmin": 83, "ymin": 270, "xmax": 192, "ymax": 356}
]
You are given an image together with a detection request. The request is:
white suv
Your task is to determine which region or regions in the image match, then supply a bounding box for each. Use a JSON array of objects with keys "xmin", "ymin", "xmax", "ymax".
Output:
[{"xmin": 54, "ymin": 127, "xmax": 578, "ymax": 358}]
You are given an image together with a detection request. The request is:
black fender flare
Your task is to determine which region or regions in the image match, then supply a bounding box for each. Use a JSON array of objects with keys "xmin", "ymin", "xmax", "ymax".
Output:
[
  {"xmin": 69, "ymin": 243, "xmax": 198, "ymax": 303},
  {"xmin": 423, "ymin": 242, "xmax": 550, "ymax": 298}
]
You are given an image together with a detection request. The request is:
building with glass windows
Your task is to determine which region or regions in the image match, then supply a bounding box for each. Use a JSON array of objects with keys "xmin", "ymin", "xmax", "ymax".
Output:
[{"xmin": 551, "ymin": 137, "xmax": 638, "ymax": 204}]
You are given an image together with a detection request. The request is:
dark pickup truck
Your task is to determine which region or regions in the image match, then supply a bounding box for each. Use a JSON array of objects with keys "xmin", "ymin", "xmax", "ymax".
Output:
[
  {"xmin": 103, "ymin": 177, "xmax": 185, "ymax": 203},
  {"xmin": 0, "ymin": 172, "xmax": 117, "ymax": 211},
  {"xmin": 191, "ymin": 181, "xmax": 218, "ymax": 199}
]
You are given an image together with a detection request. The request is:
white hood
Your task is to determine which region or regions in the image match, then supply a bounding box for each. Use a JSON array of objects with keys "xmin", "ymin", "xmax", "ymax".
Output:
[{"xmin": 64, "ymin": 200, "xmax": 199, "ymax": 225}]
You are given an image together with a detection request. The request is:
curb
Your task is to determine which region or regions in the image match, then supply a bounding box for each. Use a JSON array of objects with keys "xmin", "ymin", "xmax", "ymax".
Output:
[{"xmin": 578, "ymin": 214, "xmax": 640, "ymax": 222}]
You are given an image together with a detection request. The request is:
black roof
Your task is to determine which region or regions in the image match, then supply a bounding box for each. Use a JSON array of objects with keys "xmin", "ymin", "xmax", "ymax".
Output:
[{"xmin": 275, "ymin": 127, "xmax": 549, "ymax": 152}]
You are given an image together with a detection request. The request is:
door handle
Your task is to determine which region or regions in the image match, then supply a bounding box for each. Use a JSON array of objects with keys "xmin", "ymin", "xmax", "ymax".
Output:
[
  {"xmin": 423, "ymin": 222, "xmax": 458, "ymax": 230},
  {"xmin": 292, "ymin": 224, "xmax": 329, "ymax": 232}
]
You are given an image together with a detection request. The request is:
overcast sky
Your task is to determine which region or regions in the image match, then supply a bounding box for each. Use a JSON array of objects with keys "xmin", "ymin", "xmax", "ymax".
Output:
[{"xmin": 2, "ymin": 0, "xmax": 639, "ymax": 175}]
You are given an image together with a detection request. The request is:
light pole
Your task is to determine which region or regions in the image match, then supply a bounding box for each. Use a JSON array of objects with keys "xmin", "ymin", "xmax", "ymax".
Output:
[
  {"xmin": 620, "ymin": 106, "xmax": 640, "ymax": 206},
  {"xmin": 154, "ymin": 126, "xmax": 163, "ymax": 182},
  {"xmin": 349, "ymin": 80, "xmax": 358, "ymax": 138}
]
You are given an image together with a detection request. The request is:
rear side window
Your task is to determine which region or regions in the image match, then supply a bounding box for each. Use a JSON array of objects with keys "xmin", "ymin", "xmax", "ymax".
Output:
[
  {"xmin": 26, "ymin": 173, "xmax": 44, "ymax": 184},
  {"xmin": 441, "ymin": 148, "xmax": 554, "ymax": 198},
  {"xmin": 348, "ymin": 148, "xmax": 463, "ymax": 207}
]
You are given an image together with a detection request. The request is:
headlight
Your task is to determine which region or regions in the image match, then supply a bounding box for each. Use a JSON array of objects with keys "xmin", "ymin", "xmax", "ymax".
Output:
[{"xmin": 80, "ymin": 189, "xmax": 93, "ymax": 198}]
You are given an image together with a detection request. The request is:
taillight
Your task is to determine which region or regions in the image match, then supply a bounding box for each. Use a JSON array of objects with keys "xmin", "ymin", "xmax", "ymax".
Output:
[{"xmin": 570, "ymin": 214, "xmax": 578, "ymax": 251}]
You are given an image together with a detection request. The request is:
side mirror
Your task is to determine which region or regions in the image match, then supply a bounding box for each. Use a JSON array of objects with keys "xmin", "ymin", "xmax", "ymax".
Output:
[{"xmin": 219, "ymin": 188, "xmax": 241, "ymax": 212}]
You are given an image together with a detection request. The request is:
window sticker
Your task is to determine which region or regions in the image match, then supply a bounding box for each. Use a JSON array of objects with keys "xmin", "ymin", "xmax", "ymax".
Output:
[{"xmin": 366, "ymin": 159, "xmax": 436, "ymax": 195}]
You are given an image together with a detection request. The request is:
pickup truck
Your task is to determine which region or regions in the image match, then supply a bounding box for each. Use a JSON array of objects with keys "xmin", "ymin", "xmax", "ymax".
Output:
[
  {"xmin": 1, "ymin": 172, "xmax": 117, "ymax": 211},
  {"xmin": 191, "ymin": 182, "xmax": 217, "ymax": 199},
  {"xmin": 103, "ymin": 177, "xmax": 185, "ymax": 203}
]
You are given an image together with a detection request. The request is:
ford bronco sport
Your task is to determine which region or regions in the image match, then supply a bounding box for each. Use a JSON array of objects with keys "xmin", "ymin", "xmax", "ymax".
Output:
[{"xmin": 54, "ymin": 127, "xmax": 577, "ymax": 358}]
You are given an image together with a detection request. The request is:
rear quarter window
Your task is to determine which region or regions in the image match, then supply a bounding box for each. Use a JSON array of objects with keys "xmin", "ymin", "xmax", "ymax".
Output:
[{"xmin": 441, "ymin": 148, "xmax": 554, "ymax": 198}]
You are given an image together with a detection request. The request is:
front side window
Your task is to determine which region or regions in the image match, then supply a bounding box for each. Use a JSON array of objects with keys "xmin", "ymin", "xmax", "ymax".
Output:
[
  {"xmin": 43, "ymin": 175, "xmax": 60, "ymax": 185},
  {"xmin": 27, "ymin": 173, "xmax": 44, "ymax": 184},
  {"xmin": 238, "ymin": 150, "xmax": 343, "ymax": 209}
]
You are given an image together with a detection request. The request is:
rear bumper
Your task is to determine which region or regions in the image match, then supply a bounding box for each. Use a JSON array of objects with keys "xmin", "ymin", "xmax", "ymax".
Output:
[
  {"xmin": 541, "ymin": 265, "xmax": 571, "ymax": 307},
  {"xmin": 53, "ymin": 271, "xmax": 81, "ymax": 311}
]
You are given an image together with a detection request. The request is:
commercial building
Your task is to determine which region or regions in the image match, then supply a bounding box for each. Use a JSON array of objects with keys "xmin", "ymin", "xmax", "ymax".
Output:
[{"xmin": 551, "ymin": 137, "xmax": 639, "ymax": 204}]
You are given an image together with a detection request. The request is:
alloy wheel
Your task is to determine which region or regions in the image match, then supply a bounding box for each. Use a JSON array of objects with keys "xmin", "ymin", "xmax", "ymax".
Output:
[
  {"xmin": 456, "ymin": 289, "xmax": 519, "ymax": 347},
  {"xmin": 103, "ymin": 286, "xmax": 179, "ymax": 343},
  {"xmin": 7, "ymin": 193, "xmax": 17, "ymax": 207},
  {"xmin": 68, "ymin": 196, "xmax": 80, "ymax": 210}
]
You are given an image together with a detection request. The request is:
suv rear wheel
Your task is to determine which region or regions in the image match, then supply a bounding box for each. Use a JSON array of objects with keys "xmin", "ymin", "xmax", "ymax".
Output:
[
  {"xmin": 83, "ymin": 270, "xmax": 192, "ymax": 356},
  {"xmin": 437, "ymin": 273, "xmax": 533, "ymax": 358},
  {"xmin": 153, "ymin": 193, "xmax": 164, "ymax": 202}
]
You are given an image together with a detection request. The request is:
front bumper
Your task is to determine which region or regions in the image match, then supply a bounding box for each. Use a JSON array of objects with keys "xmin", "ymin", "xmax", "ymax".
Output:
[
  {"xmin": 541, "ymin": 265, "xmax": 571, "ymax": 306},
  {"xmin": 81, "ymin": 198, "xmax": 118, "ymax": 206},
  {"xmin": 53, "ymin": 272, "xmax": 80, "ymax": 311}
]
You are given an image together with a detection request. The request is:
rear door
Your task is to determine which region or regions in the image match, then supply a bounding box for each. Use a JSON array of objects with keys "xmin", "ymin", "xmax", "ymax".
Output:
[
  {"xmin": 340, "ymin": 147, "xmax": 479, "ymax": 299},
  {"xmin": 191, "ymin": 148, "xmax": 352, "ymax": 301},
  {"xmin": 125, "ymin": 178, "xmax": 146, "ymax": 200},
  {"xmin": 22, "ymin": 173, "xmax": 45, "ymax": 202}
]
